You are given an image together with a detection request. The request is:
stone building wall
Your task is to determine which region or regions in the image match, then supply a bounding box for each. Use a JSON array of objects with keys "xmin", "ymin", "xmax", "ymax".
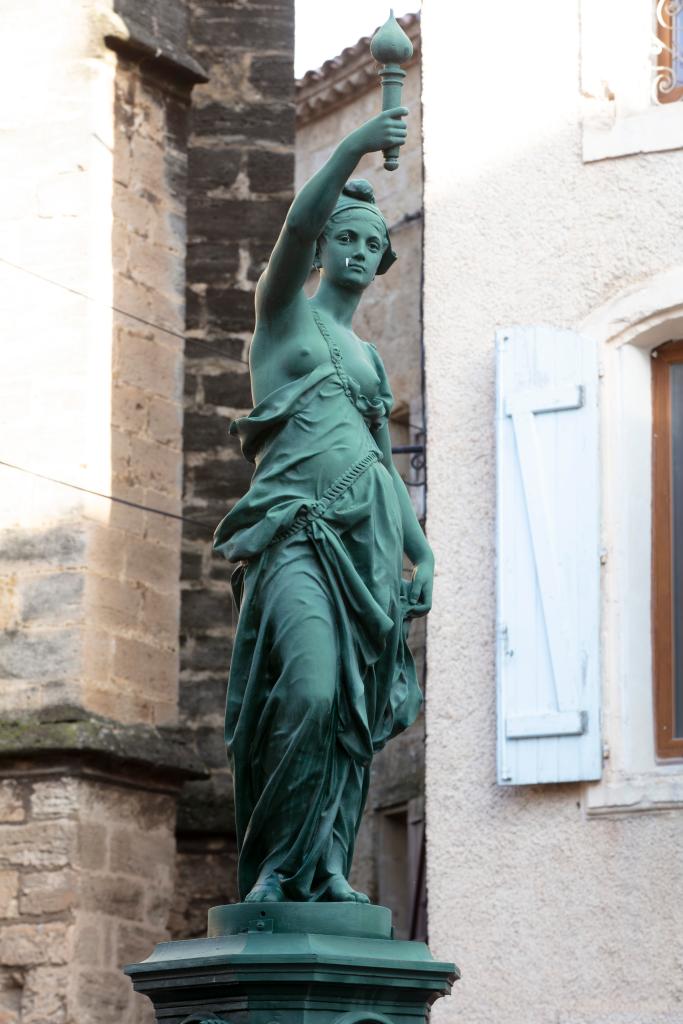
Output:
[
  {"xmin": 0, "ymin": 773, "xmax": 176, "ymax": 1024},
  {"xmin": 0, "ymin": 0, "xmax": 115, "ymax": 722},
  {"xmin": 0, "ymin": 1, "xmax": 207, "ymax": 1020},
  {"xmin": 0, "ymin": 4, "xmax": 198, "ymax": 727},
  {"xmin": 173, "ymin": 0, "xmax": 296, "ymax": 934},
  {"xmin": 295, "ymin": 15, "xmax": 426, "ymax": 929},
  {"xmin": 99, "ymin": 50, "xmax": 189, "ymax": 728}
]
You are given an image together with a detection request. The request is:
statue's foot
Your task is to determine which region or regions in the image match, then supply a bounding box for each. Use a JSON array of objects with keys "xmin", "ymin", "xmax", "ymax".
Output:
[
  {"xmin": 244, "ymin": 877, "xmax": 286, "ymax": 903},
  {"xmin": 323, "ymin": 875, "xmax": 370, "ymax": 904}
]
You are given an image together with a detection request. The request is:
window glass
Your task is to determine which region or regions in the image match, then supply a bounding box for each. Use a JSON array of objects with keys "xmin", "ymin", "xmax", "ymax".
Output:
[
  {"xmin": 671, "ymin": 363, "xmax": 683, "ymax": 736},
  {"xmin": 655, "ymin": 0, "xmax": 683, "ymax": 102},
  {"xmin": 652, "ymin": 341, "xmax": 683, "ymax": 758},
  {"xmin": 675, "ymin": 5, "xmax": 683, "ymax": 87}
]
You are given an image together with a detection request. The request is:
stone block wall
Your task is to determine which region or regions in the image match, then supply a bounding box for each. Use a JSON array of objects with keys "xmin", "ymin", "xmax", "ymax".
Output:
[
  {"xmin": 173, "ymin": 0, "xmax": 296, "ymax": 928},
  {"xmin": 95, "ymin": 55, "xmax": 189, "ymax": 727},
  {"xmin": 0, "ymin": 527, "xmax": 87, "ymax": 719},
  {"xmin": 0, "ymin": 7, "xmax": 194, "ymax": 727},
  {"xmin": 0, "ymin": 0, "xmax": 113, "ymax": 720},
  {"xmin": 0, "ymin": 770, "xmax": 176, "ymax": 1024},
  {"xmin": 0, "ymin": 0, "xmax": 208, "ymax": 1019}
]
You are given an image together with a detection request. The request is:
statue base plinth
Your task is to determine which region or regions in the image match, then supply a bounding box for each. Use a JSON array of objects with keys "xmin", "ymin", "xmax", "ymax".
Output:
[{"xmin": 124, "ymin": 902, "xmax": 458, "ymax": 1024}]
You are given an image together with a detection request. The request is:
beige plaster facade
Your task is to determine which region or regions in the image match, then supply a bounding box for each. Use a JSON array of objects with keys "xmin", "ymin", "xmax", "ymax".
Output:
[{"xmin": 422, "ymin": 1, "xmax": 683, "ymax": 1021}]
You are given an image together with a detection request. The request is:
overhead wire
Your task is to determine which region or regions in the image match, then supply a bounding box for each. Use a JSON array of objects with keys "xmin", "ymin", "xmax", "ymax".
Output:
[
  {"xmin": 0, "ymin": 255, "xmax": 250, "ymax": 366},
  {"xmin": 0, "ymin": 458, "xmax": 215, "ymax": 532},
  {"xmin": 0, "ymin": 256, "xmax": 430, "ymax": 425},
  {"xmin": 0, "ymin": 251, "xmax": 427, "ymax": 523}
]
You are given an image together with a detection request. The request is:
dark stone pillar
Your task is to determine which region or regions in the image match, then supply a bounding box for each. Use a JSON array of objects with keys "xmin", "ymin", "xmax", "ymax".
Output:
[{"xmin": 175, "ymin": 0, "xmax": 296, "ymax": 931}]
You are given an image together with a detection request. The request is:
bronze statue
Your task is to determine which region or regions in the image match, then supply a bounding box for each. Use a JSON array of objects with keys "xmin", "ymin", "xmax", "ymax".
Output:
[{"xmin": 214, "ymin": 22, "xmax": 430, "ymax": 907}]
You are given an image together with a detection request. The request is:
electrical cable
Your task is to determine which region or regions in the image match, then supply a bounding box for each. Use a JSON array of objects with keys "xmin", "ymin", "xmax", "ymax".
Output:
[
  {"xmin": 0, "ymin": 256, "xmax": 427, "ymax": 522},
  {"xmin": 0, "ymin": 256, "xmax": 427, "ymax": 435},
  {"xmin": 0, "ymin": 446, "xmax": 424, "ymax": 538},
  {"xmin": 0, "ymin": 255, "xmax": 250, "ymax": 366},
  {"xmin": 0, "ymin": 458, "xmax": 216, "ymax": 531}
]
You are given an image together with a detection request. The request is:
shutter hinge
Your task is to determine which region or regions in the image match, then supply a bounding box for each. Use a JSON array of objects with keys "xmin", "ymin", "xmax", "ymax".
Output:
[
  {"xmin": 499, "ymin": 623, "xmax": 514, "ymax": 657},
  {"xmin": 599, "ymin": 547, "xmax": 608, "ymax": 565}
]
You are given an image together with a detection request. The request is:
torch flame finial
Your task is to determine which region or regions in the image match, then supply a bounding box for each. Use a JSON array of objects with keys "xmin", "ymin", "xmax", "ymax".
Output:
[{"xmin": 370, "ymin": 9, "xmax": 413, "ymax": 66}]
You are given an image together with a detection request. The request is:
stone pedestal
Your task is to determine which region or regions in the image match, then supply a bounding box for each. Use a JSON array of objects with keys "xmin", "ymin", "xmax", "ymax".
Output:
[{"xmin": 124, "ymin": 903, "xmax": 458, "ymax": 1024}]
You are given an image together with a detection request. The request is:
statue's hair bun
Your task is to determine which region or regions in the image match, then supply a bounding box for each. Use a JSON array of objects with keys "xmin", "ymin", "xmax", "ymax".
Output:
[{"xmin": 342, "ymin": 179, "xmax": 376, "ymax": 204}]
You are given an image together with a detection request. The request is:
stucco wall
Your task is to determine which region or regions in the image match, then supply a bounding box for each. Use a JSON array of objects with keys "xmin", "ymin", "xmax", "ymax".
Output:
[{"xmin": 422, "ymin": 1, "xmax": 683, "ymax": 1021}]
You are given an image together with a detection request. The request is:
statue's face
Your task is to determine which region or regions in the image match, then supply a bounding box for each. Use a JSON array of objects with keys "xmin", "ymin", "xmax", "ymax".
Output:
[{"xmin": 319, "ymin": 211, "xmax": 387, "ymax": 290}]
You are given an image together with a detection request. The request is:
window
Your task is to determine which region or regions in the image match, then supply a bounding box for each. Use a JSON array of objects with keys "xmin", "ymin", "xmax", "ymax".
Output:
[
  {"xmin": 581, "ymin": 0, "xmax": 683, "ymax": 162},
  {"xmin": 652, "ymin": 340, "xmax": 683, "ymax": 759},
  {"xmin": 376, "ymin": 799, "xmax": 426, "ymax": 940},
  {"xmin": 654, "ymin": 0, "xmax": 683, "ymax": 103}
]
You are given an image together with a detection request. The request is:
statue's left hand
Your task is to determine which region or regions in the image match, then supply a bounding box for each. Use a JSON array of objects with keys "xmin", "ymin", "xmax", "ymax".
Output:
[{"xmin": 408, "ymin": 557, "xmax": 434, "ymax": 617}]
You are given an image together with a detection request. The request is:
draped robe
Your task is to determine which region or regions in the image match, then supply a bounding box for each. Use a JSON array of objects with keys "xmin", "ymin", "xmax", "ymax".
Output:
[{"xmin": 214, "ymin": 312, "xmax": 422, "ymax": 901}]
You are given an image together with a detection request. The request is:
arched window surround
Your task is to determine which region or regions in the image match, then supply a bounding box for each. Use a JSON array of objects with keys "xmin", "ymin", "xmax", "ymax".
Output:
[{"xmin": 580, "ymin": 268, "xmax": 683, "ymax": 815}]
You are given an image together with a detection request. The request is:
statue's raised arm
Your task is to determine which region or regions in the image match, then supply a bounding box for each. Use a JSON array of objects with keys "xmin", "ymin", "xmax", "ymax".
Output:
[
  {"xmin": 254, "ymin": 109, "xmax": 408, "ymax": 321},
  {"xmin": 248, "ymin": 109, "xmax": 407, "ymax": 402}
]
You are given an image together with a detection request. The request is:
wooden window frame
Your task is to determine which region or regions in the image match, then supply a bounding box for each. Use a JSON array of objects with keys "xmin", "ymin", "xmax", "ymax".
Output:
[
  {"xmin": 656, "ymin": 0, "xmax": 683, "ymax": 104},
  {"xmin": 376, "ymin": 799, "xmax": 426, "ymax": 942},
  {"xmin": 652, "ymin": 339, "xmax": 683, "ymax": 759}
]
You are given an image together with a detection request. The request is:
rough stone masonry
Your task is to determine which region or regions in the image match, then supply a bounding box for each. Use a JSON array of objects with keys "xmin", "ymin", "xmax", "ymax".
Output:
[
  {"xmin": 0, "ymin": 0, "xmax": 210, "ymax": 1020},
  {"xmin": 173, "ymin": 0, "xmax": 296, "ymax": 937}
]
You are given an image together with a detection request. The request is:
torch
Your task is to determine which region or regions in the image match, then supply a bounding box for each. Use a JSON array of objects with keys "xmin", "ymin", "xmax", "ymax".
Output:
[{"xmin": 370, "ymin": 9, "xmax": 414, "ymax": 172}]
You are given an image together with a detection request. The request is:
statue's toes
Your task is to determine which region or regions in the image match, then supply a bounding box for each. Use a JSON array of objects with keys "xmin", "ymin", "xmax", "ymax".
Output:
[
  {"xmin": 244, "ymin": 890, "xmax": 279, "ymax": 903},
  {"xmin": 244, "ymin": 881, "xmax": 285, "ymax": 903},
  {"xmin": 338, "ymin": 885, "xmax": 370, "ymax": 903},
  {"xmin": 323, "ymin": 876, "xmax": 371, "ymax": 903}
]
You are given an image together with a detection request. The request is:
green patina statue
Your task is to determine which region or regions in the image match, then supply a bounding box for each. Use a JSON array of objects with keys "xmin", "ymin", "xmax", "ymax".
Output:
[
  {"xmin": 125, "ymin": 19, "xmax": 458, "ymax": 1023},
  {"xmin": 213, "ymin": 17, "xmax": 430, "ymax": 907}
]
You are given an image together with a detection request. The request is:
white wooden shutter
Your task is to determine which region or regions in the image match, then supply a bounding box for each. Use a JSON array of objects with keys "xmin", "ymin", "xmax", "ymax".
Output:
[{"xmin": 496, "ymin": 326, "xmax": 601, "ymax": 785}]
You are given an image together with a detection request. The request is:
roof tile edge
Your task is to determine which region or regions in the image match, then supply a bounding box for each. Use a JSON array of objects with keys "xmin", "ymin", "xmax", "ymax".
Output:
[{"xmin": 296, "ymin": 11, "xmax": 420, "ymax": 126}]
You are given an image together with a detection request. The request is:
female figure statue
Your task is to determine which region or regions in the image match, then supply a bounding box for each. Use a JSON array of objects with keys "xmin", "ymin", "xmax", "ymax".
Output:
[{"xmin": 214, "ymin": 106, "xmax": 434, "ymax": 905}]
